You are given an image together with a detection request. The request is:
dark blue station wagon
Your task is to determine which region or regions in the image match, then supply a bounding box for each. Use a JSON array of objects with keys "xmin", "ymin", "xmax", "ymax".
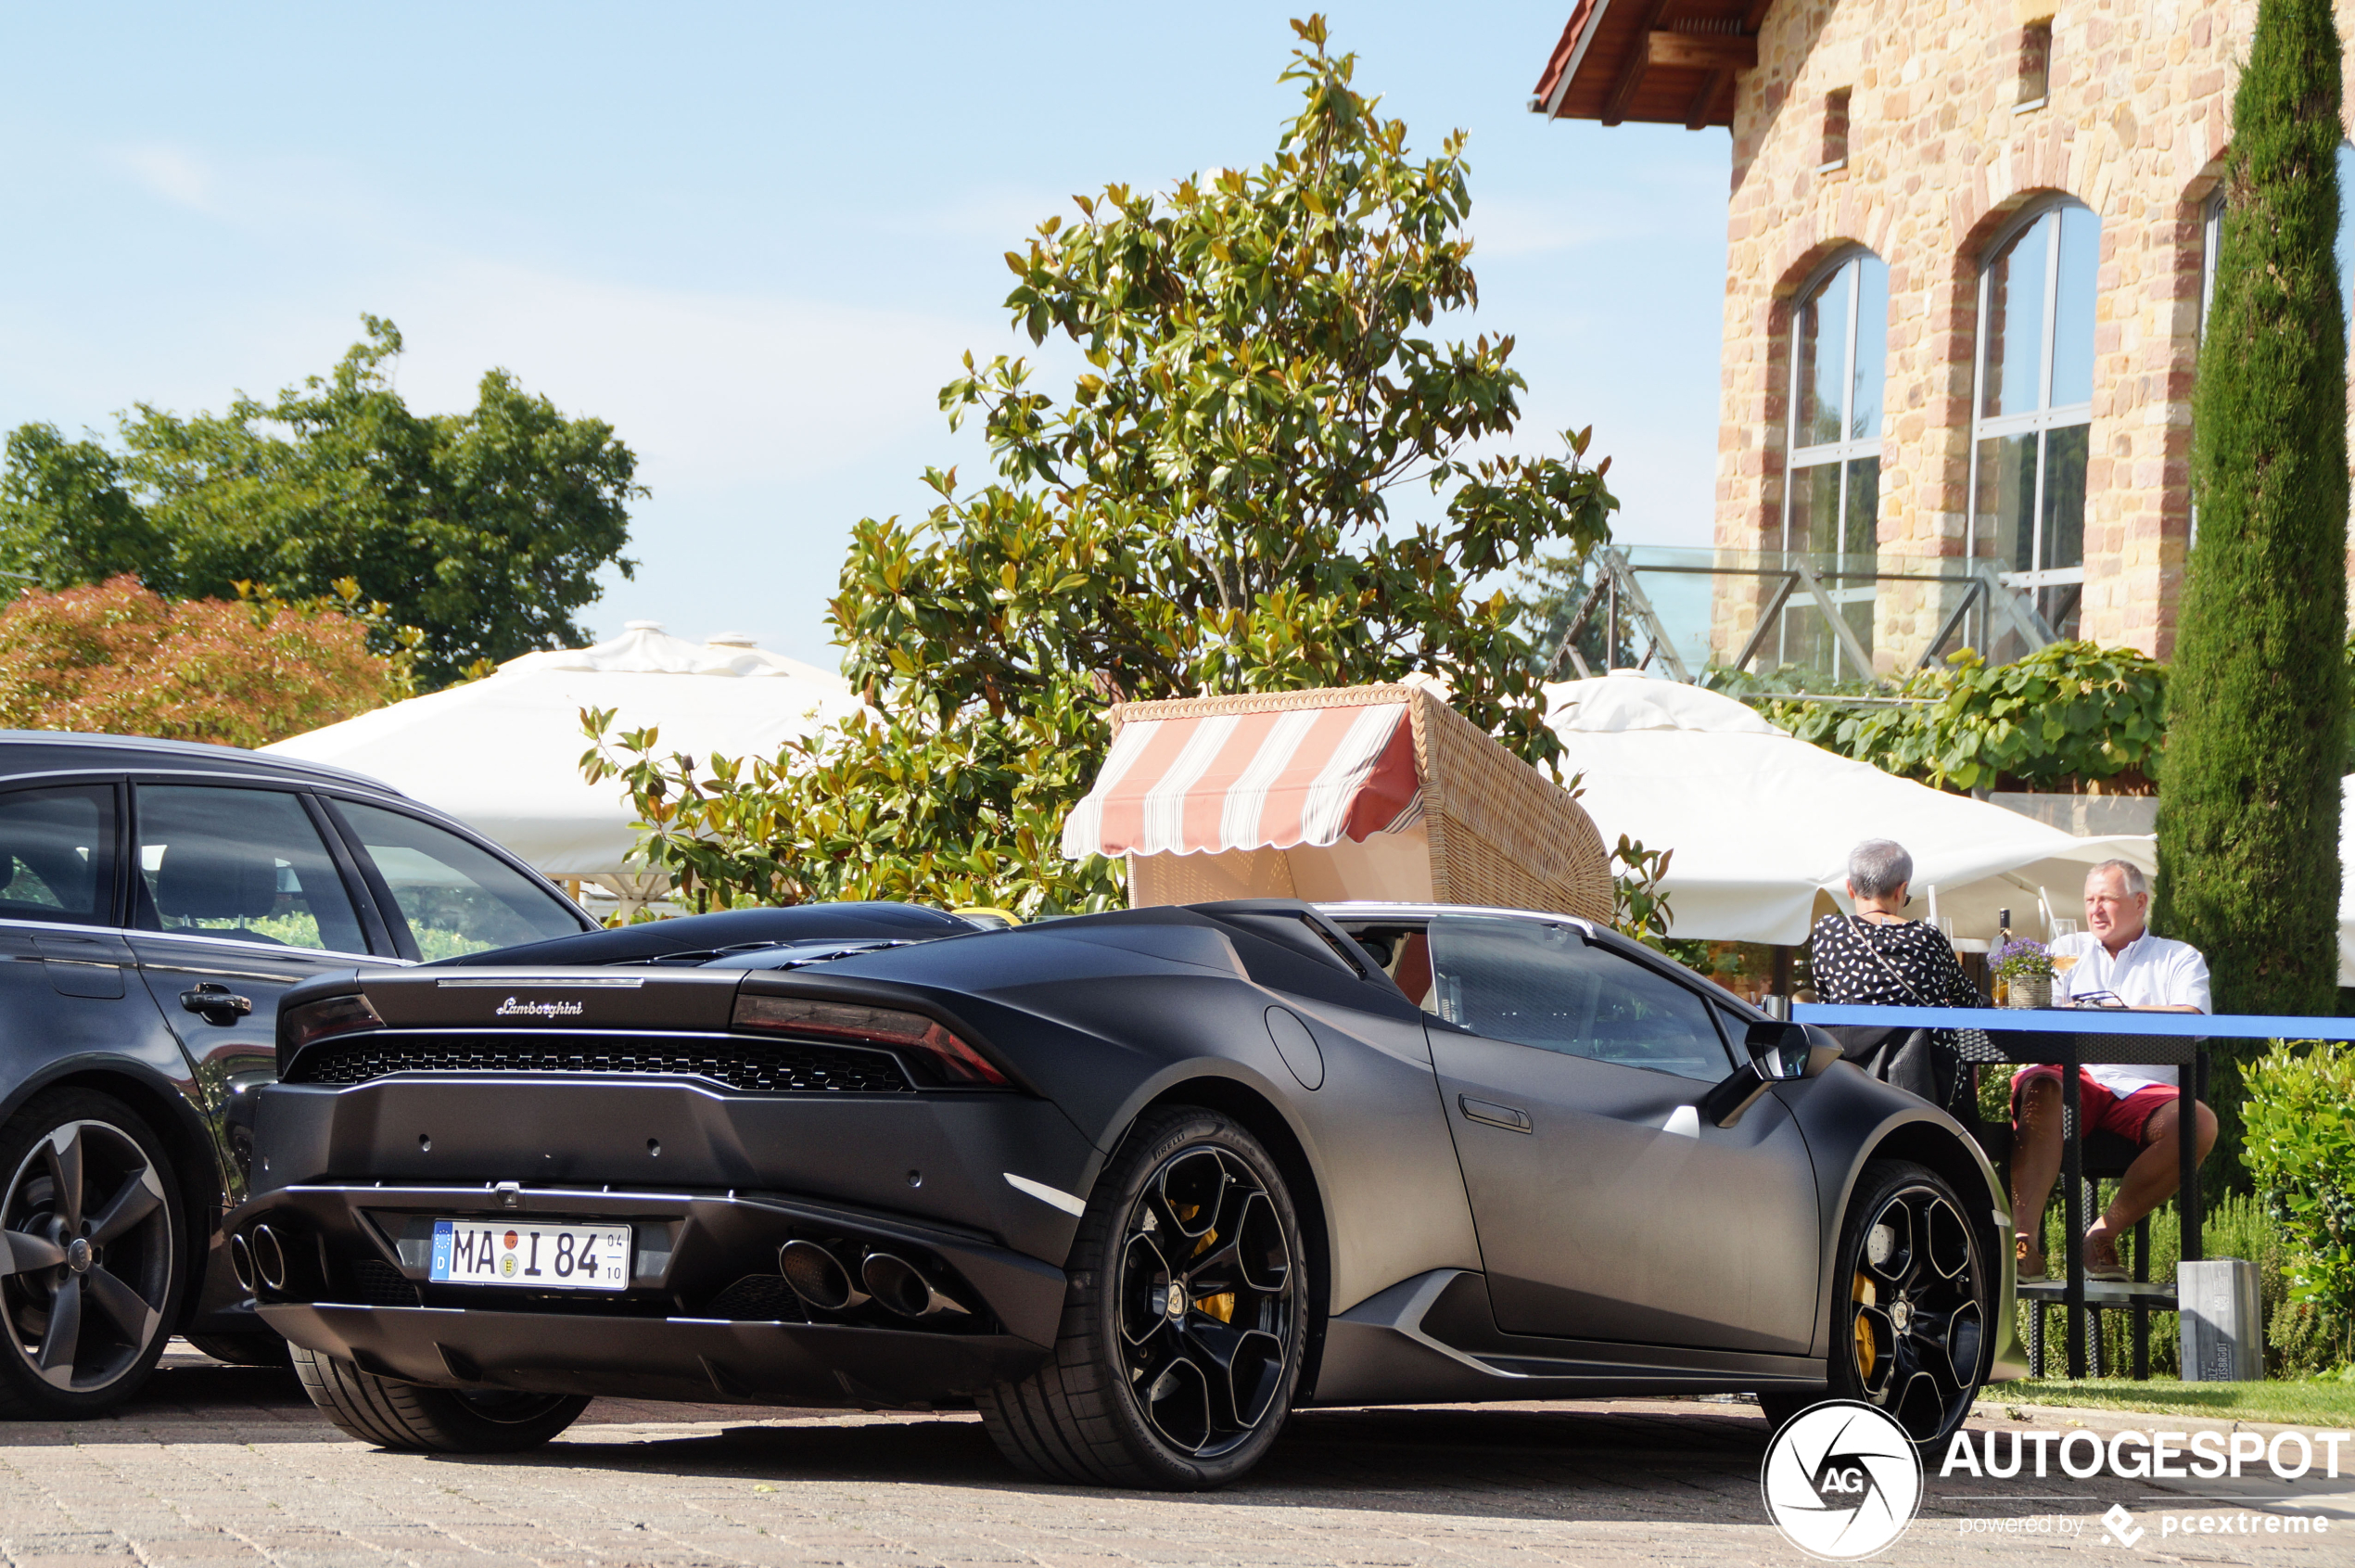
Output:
[{"xmin": 0, "ymin": 733, "xmax": 592, "ymax": 1417}]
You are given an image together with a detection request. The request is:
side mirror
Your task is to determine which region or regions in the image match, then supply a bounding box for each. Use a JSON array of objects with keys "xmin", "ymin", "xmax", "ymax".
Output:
[
  {"xmin": 1742, "ymin": 1019, "xmax": 1842, "ymax": 1081},
  {"xmin": 1699, "ymin": 1022, "xmax": 1842, "ymax": 1128}
]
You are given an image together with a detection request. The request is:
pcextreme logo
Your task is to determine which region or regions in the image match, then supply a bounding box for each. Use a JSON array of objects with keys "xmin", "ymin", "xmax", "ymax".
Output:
[{"xmin": 1761, "ymin": 1401, "xmax": 1924, "ymax": 1560}]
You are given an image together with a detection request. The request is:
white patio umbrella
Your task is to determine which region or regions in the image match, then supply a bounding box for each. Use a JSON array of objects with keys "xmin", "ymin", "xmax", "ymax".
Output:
[
  {"xmin": 1543, "ymin": 673, "xmax": 2156, "ymax": 946},
  {"xmin": 266, "ymin": 621, "xmax": 862, "ymax": 908}
]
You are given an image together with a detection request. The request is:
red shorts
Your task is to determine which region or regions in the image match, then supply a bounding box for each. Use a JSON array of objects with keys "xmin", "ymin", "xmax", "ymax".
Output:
[{"xmin": 2010, "ymin": 1065, "xmax": 2176, "ymax": 1143}]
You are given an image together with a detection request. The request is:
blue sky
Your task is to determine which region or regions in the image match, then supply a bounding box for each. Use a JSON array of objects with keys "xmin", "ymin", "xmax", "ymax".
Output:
[{"xmin": 0, "ymin": 4, "xmax": 1732, "ymax": 669}]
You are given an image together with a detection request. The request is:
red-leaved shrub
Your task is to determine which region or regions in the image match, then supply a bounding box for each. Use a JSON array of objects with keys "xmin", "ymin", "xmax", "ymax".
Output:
[{"xmin": 0, "ymin": 575, "xmax": 399, "ymax": 748}]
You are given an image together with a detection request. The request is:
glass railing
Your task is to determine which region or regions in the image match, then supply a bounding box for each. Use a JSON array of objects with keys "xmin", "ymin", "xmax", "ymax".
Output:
[{"xmin": 1535, "ymin": 545, "xmax": 2061, "ymax": 691}]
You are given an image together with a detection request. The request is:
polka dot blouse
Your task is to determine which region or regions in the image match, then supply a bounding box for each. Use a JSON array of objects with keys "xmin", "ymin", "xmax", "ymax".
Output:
[{"xmin": 1808, "ymin": 914, "xmax": 1987, "ymax": 1011}]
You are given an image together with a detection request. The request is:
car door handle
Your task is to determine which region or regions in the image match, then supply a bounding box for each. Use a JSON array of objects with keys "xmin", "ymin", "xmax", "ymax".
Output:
[
  {"xmin": 1458, "ymin": 1096, "xmax": 1532, "ymax": 1133},
  {"xmin": 180, "ymin": 984, "xmax": 254, "ymax": 1026}
]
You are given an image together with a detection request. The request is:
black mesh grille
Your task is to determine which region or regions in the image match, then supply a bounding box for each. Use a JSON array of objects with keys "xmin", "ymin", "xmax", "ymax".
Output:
[
  {"xmin": 285, "ymin": 1031, "xmax": 913, "ymax": 1094},
  {"xmin": 346, "ymin": 1258, "xmax": 422, "ymax": 1307},
  {"xmin": 704, "ymin": 1274, "xmax": 806, "ymax": 1321}
]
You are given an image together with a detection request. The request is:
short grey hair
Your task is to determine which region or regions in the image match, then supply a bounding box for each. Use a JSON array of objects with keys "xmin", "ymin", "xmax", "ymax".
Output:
[
  {"xmin": 2088, "ymin": 859, "xmax": 2148, "ymax": 899},
  {"xmin": 1848, "ymin": 839, "xmax": 1914, "ymax": 899}
]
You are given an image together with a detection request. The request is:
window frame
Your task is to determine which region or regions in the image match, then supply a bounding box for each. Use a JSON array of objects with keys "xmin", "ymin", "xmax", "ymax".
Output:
[
  {"xmin": 124, "ymin": 778, "xmax": 378, "ymax": 958},
  {"xmin": 0, "ymin": 778, "xmax": 129, "ymax": 932},
  {"xmin": 1779, "ymin": 246, "xmax": 1889, "ymax": 681},
  {"xmin": 317, "ymin": 794, "xmax": 593, "ymax": 962},
  {"xmin": 1420, "ymin": 911, "xmax": 1738, "ymax": 1081},
  {"xmin": 1966, "ymin": 198, "xmax": 2099, "ymax": 606}
]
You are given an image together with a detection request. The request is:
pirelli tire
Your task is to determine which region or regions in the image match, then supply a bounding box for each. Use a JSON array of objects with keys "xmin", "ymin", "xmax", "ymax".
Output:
[
  {"xmin": 978, "ymin": 1104, "xmax": 1309, "ymax": 1490},
  {"xmin": 290, "ymin": 1343, "xmax": 591, "ymax": 1453},
  {"xmin": 1756, "ymin": 1158, "xmax": 1991, "ymax": 1448}
]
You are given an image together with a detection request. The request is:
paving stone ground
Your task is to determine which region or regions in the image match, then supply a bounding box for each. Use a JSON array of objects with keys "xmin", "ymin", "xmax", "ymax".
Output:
[{"xmin": 1, "ymin": 1345, "xmax": 2350, "ymax": 1566}]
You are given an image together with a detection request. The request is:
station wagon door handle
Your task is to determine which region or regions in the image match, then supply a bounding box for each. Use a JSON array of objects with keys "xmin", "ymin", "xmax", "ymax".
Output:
[
  {"xmin": 1458, "ymin": 1096, "xmax": 1532, "ymax": 1133},
  {"xmin": 180, "ymin": 984, "xmax": 254, "ymax": 1026}
]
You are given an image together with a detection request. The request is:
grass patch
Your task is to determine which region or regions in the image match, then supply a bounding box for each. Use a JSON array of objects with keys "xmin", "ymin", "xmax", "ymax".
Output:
[{"xmin": 1982, "ymin": 1377, "xmax": 2355, "ymax": 1426}]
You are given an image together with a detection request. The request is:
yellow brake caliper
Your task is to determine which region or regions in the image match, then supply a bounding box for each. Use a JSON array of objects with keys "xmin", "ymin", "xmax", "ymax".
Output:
[
  {"xmin": 1190, "ymin": 1228, "xmax": 1234, "ymax": 1322},
  {"xmin": 1852, "ymin": 1272, "xmax": 1878, "ymax": 1382}
]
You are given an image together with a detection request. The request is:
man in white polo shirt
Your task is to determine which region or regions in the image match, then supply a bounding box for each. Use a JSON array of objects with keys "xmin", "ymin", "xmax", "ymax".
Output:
[{"xmin": 2008, "ymin": 859, "xmax": 2217, "ymax": 1281}]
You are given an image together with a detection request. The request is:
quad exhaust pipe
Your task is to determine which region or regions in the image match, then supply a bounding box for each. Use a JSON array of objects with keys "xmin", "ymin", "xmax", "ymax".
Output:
[
  {"xmin": 775, "ymin": 1239, "xmax": 971, "ymax": 1321},
  {"xmin": 248, "ymin": 1224, "xmax": 288, "ymax": 1293},
  {"xmin": 228, "ymin": 1230, "xmax": 257, "ymax": 1294},
  {"xmin": 860, "ymin": 1251, "xmax": 971, "ymax": 1320},
  {"xmin": 777, "ymin": 1240, "xmax": 868, "ymax": 1313}
]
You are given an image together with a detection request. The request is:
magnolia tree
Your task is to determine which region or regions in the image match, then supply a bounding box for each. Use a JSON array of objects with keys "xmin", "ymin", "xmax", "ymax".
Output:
[
  {"xmin": 0, "ymin": 575, "xmax": 411, "ymax": 749},
  {"xmin": 587, "ymin": 18, "xmax": 1619, "ymax": 915}
]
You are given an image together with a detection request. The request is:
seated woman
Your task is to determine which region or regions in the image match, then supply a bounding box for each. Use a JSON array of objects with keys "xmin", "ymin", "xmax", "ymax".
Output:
[{"xmin": 1809, "ymin": 837, "xmax": 1986, "ymax": 1115}]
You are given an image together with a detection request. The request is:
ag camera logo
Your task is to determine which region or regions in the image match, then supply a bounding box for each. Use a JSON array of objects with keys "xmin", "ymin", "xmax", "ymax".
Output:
[{"xmin": 1761, "ymin": 1400, "xmax": 1923, "ymax": 1560}]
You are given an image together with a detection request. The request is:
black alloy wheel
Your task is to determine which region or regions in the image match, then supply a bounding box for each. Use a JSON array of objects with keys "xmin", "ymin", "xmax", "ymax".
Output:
[
  {"xmin": 980, "ymin": 1106, "xmax": 1308, "ymax": 1488},
  {"xmin": 1762, "ymin": 1159, "xmax": 1988, "ymax": 1447},
  {"xmin": 0, "ymin": 1090, "xmax": 184, "ymax": 1418}
]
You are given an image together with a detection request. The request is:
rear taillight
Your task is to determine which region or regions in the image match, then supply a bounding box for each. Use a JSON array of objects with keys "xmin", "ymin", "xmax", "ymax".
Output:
[
  {"xmin": 283, "ymin": 993, "xmax": 383, "ymax": 1050},
  {"xmin": 732, "ymin": 994, "xmax": 1009, "ymax": 1087}
]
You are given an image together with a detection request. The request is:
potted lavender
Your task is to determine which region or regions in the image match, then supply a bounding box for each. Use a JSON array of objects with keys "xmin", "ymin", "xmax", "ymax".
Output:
[{"xmin": 1993, "ymin": 937, "xmax": 2056, "ymax": 1009}]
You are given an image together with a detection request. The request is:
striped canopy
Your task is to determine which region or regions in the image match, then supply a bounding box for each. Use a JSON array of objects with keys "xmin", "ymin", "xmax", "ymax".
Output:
[{"xmin": 1062, "ymin": 703, "xmax": 1424, "ymax": 860}]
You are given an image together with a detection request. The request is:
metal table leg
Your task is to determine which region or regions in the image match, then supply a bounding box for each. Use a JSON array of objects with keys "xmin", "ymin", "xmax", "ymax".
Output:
[
  {"xmin": 2062, "ymin": 1045, "xmax": 2085, "ymax": 1379},
  {"xmin": 2132, "ymin": 1214, "xmax": 2151, "ymax": 1380},
  {"xmin": 2182, "ymin": 1050, "xmax": 2205, "ymax": 1264}
]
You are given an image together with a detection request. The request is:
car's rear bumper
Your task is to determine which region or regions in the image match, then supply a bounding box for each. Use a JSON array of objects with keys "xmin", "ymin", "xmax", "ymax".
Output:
[
  {"xmin": 257, "ymin": 1301, "xmax": 1049, "ymax": 1406},
  {"xmin": 232, "ymin": 1179, "xmax": 1066, "ymax": 1407}
]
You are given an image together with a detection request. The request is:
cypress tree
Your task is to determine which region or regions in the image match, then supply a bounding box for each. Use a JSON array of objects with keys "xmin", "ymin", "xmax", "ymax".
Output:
[{"xmin": 2159, "ymin": 0, "xmax": 2348, "ymax": 1174}]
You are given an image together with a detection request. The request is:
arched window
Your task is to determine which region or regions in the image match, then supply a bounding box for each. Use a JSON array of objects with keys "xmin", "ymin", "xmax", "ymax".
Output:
[
  {"xmin": 1779, "ymin": 249, "xmax": 1889, "ymax": 677},
  {"xmin": 1969, "ymin": 200, "xmax": 2098, "ymax": 636}
]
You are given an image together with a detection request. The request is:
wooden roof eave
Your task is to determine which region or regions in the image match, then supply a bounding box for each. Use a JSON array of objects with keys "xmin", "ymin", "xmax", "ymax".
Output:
[{"xmin": 1532, "ymin": 0, "xmax": 1768, "ymax": 131}]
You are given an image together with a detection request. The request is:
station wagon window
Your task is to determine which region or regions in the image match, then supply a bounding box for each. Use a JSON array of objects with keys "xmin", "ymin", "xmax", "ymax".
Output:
[
  {"xmin": 329, "ymin": 801, "xmax": 582, "ymax": 960},
  {"xmin": 134, "ymin": 786, "xmax": 365, "ymax": 953},
  {"xmin": 0, "ymin": 785, "xmax": 116, "ymax": 925},
  {"xmin": 1426, "ymin": 916, "xmax": 1733, "ymax": 1080}
]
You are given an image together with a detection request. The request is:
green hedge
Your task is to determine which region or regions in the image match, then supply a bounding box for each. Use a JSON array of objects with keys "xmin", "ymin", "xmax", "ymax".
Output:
[
  {"xmin": 1720, "ymin": 641, "xmax": 2167, "ymax": 795},
  {"xmin": 2244, "ymin": 1040, "xmax": 2355, "ymax": 1367}
]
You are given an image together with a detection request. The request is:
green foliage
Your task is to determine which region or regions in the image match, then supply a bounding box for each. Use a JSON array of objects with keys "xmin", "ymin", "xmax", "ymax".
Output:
[
  {"xmin": 0, "ymin": 317, "xmax": 643, "ymax": 687},
  {"xmin": 2243, "ymin": 1041, "xmax": 2355, "ymax": 1365},
  {"xmin": 2007, "ymin": 1188, "xmax": 2313, "ymax": 1378},
  {"xmin": 1734, "ymin": 642, "xmax": 2166, "ymax": 794},
  {"xmin": 2159, "ymin": 0, "xmax": 2349, "ymax": 1024},
  {"xmin": 1606, "ymin": 833, "xmax": 1674, "ymax": 946},
  {"xmin": 586, "ymin": 18, "xmax": 1617, "ymax": 917}
]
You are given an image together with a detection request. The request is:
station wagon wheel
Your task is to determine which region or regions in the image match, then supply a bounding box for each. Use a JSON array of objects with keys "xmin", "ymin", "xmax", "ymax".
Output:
[
  {"xmin": 0, "ymin": 1091, "xmax": 185, "ymax": 1418},
  {"xmin": 1760, "ymin": 1159, "xmax": 1986, "ymax": 1447},
  {"xmin": 979, "ymin": 1106, "xmax": 1309, "ymax": 1490}
]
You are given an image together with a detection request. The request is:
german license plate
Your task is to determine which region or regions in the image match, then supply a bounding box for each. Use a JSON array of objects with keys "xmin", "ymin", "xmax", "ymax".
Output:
[{"xmin": 429, "ymin": 1219, "xmax": 630, "ymax": 1290}]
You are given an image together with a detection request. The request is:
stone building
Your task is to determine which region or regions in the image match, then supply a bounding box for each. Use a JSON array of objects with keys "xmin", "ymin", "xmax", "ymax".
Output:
[{"xmin": 1531, "ymin": 0, "xmax": 2350, "ymax": 679}]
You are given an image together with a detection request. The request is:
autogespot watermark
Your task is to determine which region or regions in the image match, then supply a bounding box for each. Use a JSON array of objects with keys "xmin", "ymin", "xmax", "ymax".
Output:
[
  {"xmin": 1761, "ymin": 1401, "xmax": 1924, "ymax": 1560},
  {"xmin": 1938, "ymin": 1424, "xmax": 2354, "ymax": 1483},
  {"xmin": 1763, "ymin": 1405, "xmax": 2344, "ymax": 1557}
]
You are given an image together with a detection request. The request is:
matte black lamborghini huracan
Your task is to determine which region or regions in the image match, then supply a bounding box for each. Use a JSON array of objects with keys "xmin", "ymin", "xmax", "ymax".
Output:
[{"xmin": 233, "ymin": 899, "xmax": 2022, "ymax": 1487}]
